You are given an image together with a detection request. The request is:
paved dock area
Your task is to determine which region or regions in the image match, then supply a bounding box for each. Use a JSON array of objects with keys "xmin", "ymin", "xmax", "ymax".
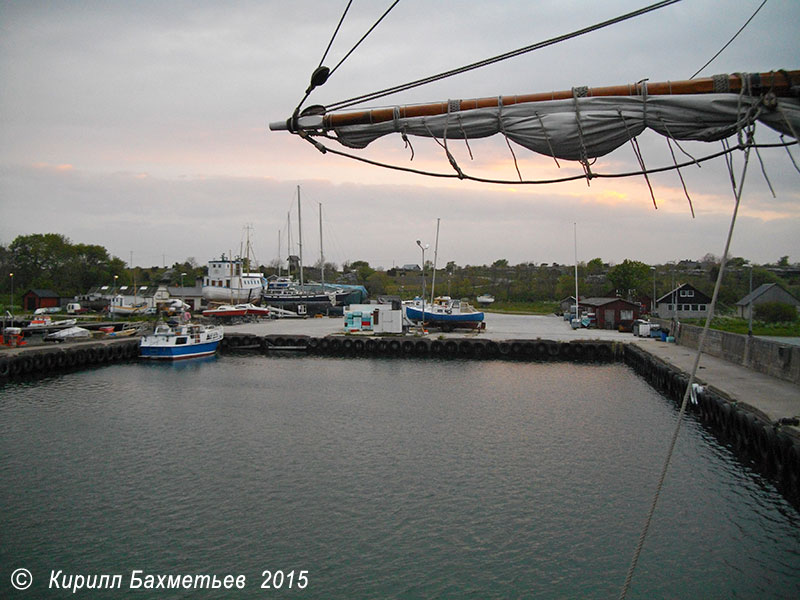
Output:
[{"xmin": 631, "ymin": 336, "xmax": 800, "ymax": 425}]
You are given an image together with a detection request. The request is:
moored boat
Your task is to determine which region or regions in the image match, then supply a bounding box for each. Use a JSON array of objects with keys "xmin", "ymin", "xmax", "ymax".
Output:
[{"xmin": 139, "ymin": 321, "xmax": 223, "ymax": 360}]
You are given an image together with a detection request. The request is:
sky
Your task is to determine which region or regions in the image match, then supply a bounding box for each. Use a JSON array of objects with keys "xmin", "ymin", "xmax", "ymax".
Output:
[{"xmin": 1, "ymin": 0, "xmax": 798, "ymax": 271}]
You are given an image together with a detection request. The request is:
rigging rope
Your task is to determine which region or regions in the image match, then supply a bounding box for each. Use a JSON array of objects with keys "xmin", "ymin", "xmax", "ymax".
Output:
[
  {"xmin": 690, "ymin": 0, "xmax": 769, "ymax": 79},
  {"xmin": 302, "ymin": 132, "xmax": 795, "ymax": 185},
  {"xmin": 322, "ymin": 0, "xmax": 682, "ymax": 112}
]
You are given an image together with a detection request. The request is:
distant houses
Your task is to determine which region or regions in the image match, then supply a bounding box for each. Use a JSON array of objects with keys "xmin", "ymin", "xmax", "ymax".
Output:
[
  {"xmin": 736, "ymin": 283, "xmax": 800, "ymax": 318},
  {"xmin": 655, "ymin": 283, "xmax": 711, "ymax": 319}
]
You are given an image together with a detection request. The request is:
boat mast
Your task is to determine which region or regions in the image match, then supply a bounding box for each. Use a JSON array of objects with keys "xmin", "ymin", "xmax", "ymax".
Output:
[
  {"xmin": 287, "ymin": 211, "xmax": 292, "ymax": 279},
  {"xmin": 277, "ymin": 229, "xmax": 281, "ymax": 277},
  {"xmin": 430, "ymin": 218, "xmax": 440, "ymax": 304},
  {"xmin": 297, "ymin": 185, "xmax": 304, "ymax": 288},
  {"xmin": 319, "ymin": 202, "xmax": 325, "ymax": 289},
  {"xmin": 574, "ymin": 222, "xmax": 579, "ymax": 324}
]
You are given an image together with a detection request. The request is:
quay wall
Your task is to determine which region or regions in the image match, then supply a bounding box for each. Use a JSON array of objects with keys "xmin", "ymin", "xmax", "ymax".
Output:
[{"xmin": 653, "ymin": 318, "xmax": 800, "ymax": 386}]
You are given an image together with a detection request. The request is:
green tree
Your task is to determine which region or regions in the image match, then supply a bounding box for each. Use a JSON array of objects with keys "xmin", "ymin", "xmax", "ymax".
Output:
[{"xmin": 607, "ymin": 259, "xmax": 651, "ymax": 298}]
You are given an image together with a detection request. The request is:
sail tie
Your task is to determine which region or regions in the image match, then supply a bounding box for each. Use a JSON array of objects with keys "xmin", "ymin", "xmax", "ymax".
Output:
[
  {"xmin": 394, "ymin": 106, "xmax": 415, "ymax": 161},
  {"xmin": 664, "ymin": 134, "xmax": 695, "ymax": 217},
  {"xmin": 422, "ymin": 118, "xmax": 465, "ymax": 179},
  {"xmin": 535, "ymin": 111, "xmax": 561, "ymax": 168},
  {"xmin": 617, "ymin": 108, "xmax": 658, "ymax": 209},
  {"xmin": 571, "ymin": 86, "xmax": 593, "ymax": 184},
  {"xmin": 498, "ymin": 96, "xmax": 523, "ymax": 181}
]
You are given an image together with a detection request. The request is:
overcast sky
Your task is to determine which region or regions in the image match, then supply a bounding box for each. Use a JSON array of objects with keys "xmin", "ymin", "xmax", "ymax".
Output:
[{"xmin": 1, "ymin": 0, "xmax": 798, "ymax": 270}]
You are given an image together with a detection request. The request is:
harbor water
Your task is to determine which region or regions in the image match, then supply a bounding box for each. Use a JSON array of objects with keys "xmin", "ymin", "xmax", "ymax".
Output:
[{"xmin": 2, "ymin": 355, "xmax": 799, "ymax": 598}]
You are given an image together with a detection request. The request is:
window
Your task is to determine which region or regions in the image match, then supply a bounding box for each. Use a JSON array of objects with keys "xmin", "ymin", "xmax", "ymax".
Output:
[
  {"xmin": 699, "ymin": 305, "xmax": 706, "ymax": 311},
  {"xmin": 680, "ymin": 289, "xmax": 694, "ymax": 297},
  {"xmin": 620, "ymin": 309, "xmax": 633, "ymax": 320},
  {"xmin": 692, "ymin": 304, "xmax": 698, "ymax": 311},
  {"xmin": 668, "ymin": 304, "xmax": 673, "ymax": 311}
]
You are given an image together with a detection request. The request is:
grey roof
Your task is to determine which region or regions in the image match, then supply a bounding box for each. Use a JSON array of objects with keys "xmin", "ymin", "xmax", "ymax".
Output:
[
  {"xmin": 580, "ymin": 297, "xmax": 638, "ymax": 307},
  {"xmin": 736, "ymin": 283, "xmax": 799, "ymax": 306},
  {"xmin": 25, "ymin": 288, "xmax": 60, "ymax": 297}
]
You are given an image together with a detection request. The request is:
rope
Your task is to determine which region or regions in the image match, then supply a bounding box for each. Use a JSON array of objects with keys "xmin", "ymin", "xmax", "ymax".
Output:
[
  {"xmin": 302, "ymin": 134, "xmax": 796, "ymax": 185},
  {"xmin": 690, "ymin": 0, "xmax": 769, "ymax": 79},
  {"xmin": 327, "ymin": 1, "xmax": 401, "ymax": 79},
  {"xmin": 324, "ymin": 0, "xmax": 682, "ymax": 112},
  {"xmin": 618, "ymin": 124, "xmax": 754, "ymax": 600}
]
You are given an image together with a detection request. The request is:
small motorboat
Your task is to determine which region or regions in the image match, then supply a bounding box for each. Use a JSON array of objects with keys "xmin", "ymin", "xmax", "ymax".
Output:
[{"xmin": 139, "ymin": 321, "xmax": 224, "ymax": 360}]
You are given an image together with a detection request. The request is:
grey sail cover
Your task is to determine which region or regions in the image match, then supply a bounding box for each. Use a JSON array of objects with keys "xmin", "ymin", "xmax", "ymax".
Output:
[{"xmin": 331, "ymin": 94, "xmax": 800, "ymax": 161}]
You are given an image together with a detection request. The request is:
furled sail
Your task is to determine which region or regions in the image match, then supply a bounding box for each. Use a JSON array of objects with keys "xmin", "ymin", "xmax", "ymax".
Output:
[{"xmin": 271, "ymin": 70, "xmax": 800, "ymax": 163}]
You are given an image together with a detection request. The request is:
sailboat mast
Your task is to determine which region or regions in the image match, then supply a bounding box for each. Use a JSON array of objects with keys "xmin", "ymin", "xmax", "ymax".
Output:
[
  {"xmin": 287, "ymin": 211, "xmax": 292, "ymax": 278},
  {"xmin": 297, "ymin": 185, "xmax": 304, "ymax": 288},
  {"xmin": 430, "ymin": 218, "xmax": 440, "ymax": 304},
  {"xmin": 319, "ymin": 202, "xmax": 325, "ymax": 289},
  {"xmin": 574, "ymin": 222, "xmax": 579, "ymax": 323},
  {"xmin": 277, "ymin": 229, "xmax": 281, "ymax": 277}
]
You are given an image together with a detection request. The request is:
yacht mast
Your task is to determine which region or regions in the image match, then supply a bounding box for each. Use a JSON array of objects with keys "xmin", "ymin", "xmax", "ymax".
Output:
[
  {"xmin": 297, "ymin": 185, "xmax": 304, "ymax": 288},
  {"xmin": 319, "ymin": 202, "xmax": 325, "ymax": 289},
  {"xmin": 430, "ymin": 218, "xmax": 440, "ymax": 304}
]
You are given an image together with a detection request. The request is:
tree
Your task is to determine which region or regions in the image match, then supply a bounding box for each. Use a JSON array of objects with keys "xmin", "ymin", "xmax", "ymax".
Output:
[{"xmin": 607, "ymin": 259, "xmax": 651, "ymax": 298}]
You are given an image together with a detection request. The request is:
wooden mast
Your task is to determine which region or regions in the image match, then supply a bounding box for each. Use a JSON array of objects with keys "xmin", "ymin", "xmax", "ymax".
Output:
[{"xmin": 316, "ymin": 70, "xmax": 799, "ymax": 130}]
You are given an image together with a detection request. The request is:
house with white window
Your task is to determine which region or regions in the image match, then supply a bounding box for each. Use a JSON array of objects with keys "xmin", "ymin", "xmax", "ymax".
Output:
[{"xmin": 655, "ymin": 283, "xmax": 711, "ymax": 319}]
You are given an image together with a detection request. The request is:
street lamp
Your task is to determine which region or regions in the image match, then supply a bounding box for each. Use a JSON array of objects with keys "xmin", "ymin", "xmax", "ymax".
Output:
[
  {"xmin": 745, "ymin": 262, "xmax": 753, "ymax": 336},
  {"xmin": 650, "ymin": 266, "xmax": 656, "ymax": 315},
  {"xmin": 180, "ymin": 272, "xmax": 187, "ymax": 307},
  {"xmin": 9, "ymin": 272, "xmax": 13, "ymax": 317},
  {"xmin": 416, "ymin": 240, "xmax": 429, "ymax": 332}
]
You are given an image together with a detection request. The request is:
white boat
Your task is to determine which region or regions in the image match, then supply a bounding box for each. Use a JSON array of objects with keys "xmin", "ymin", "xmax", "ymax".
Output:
[
  {"xmin": 44, "ymin": 326, "xmax": 91, "ymax": 342},
  {"xmin": 476, "ymin": 294, "xmax": 495, "ymax": 306},
  {"xmin": 139, "ymin": 321, "xmax": 224, "ymax": 360},
  {"xmin": 404, "ymin": 296, "xmax": 484, "ymax": 330},
  {"xmin": 108, "ymin": 295, "xmax": 149, "ymax": 316},
  {"xmin": 202, "ymin": 254, "xmax": 265, "ymax": 303},
  {"xmin": 202, "ymin": 303, "xmax": 271, "ymax": 318},
  {"xmin": 29, "ymin": 316, "xmax": 77, "ymax": 328}
]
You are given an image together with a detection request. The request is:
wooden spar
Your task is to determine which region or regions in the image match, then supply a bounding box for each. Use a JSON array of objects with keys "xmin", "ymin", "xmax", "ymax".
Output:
[{"xmin": 321, "ymin": 70, "xmax": 799, "ymax": 129}]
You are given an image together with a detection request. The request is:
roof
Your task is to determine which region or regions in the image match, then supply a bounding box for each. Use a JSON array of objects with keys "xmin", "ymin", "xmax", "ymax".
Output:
[
  {"xmin": 655, "ymin": 282, "xmax": 711, "ymax": 304},
  {"xmin": 580, "ymin": 297, "xmax": 639, "ymax": 308},
  {"xmin": 736, "ymin": 283, "xmax": 800, "ymax": 306},
  {"xmin": 24, "ymin": 289, "xmax": 59, "ymax": 298}
]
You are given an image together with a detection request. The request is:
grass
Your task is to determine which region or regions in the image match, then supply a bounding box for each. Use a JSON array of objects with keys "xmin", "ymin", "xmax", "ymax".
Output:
[{"xmin": 681, "ymin": 316, "xmax": 800, "ymax": 337}]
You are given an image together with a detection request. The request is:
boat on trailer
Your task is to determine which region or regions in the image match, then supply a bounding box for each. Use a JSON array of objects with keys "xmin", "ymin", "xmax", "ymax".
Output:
[
  {"xmin": 404, "ymin": 296, "xmax": 484, "ymax": 330},
  {"xmin": 139, "ymin": 321, "xmax": 224, "ymax": 360}
]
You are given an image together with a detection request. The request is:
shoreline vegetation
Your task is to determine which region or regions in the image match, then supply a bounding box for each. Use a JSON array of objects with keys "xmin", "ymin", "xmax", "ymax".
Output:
[{"xmin": 2, "ymin": 233, "xmax": 798, "ymax": 337}]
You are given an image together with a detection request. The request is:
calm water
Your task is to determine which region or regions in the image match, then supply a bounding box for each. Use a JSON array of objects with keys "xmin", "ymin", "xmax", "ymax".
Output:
[{"xmin": 1, "ymin": 356, "xmax": 799, "ymax": 599}]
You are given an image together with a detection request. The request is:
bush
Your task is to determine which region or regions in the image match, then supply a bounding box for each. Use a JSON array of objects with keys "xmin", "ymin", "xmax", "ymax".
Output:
[{"xmin": 753, "ymin": 302, "xmax": 798, "ymax": 323}]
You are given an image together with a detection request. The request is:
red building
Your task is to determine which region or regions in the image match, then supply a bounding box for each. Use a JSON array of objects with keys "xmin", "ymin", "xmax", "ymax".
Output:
[
  {"xmin": 579, "ymin": 297, "xmax": 641, "ymax": 331},
  {"xmin": 22, "ymin": 289, "xmax": 61, "ymax": 312}
]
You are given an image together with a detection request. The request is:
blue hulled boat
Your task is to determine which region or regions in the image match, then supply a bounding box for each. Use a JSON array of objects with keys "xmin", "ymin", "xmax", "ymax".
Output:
[
  {"xmin": 404, "ymin": 296, "xmax": 484, "ymax": 330},
  {"xmin": 139, "ymin": 321, "xmax": 224, "ymax": 360}
]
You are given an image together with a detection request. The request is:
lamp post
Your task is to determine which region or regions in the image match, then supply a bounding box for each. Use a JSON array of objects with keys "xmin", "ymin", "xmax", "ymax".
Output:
[
  {"xmin": 650, "ymin": 266, "xmax": 656, "ymax": 315},
  {"xmin": 9, "ymin": 272, "xmax": 13, "ymax": 317},
  {"xmin": 746, "ymin": 263, "xmax": 753, "ymax": 336},
  {"xmin": 416, "ymin": 240, "xmax": 429, "ymax": 333}
]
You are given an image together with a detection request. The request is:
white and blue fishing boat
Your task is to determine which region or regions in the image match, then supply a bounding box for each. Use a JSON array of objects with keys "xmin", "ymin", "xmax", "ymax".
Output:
[
  {"xmin": 404, "ymin": 296, "xmax": 484, "ymax": 330},
  {"xmin": 139, "ymin": 321, "xmax": 224, "ymax": 360}
]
